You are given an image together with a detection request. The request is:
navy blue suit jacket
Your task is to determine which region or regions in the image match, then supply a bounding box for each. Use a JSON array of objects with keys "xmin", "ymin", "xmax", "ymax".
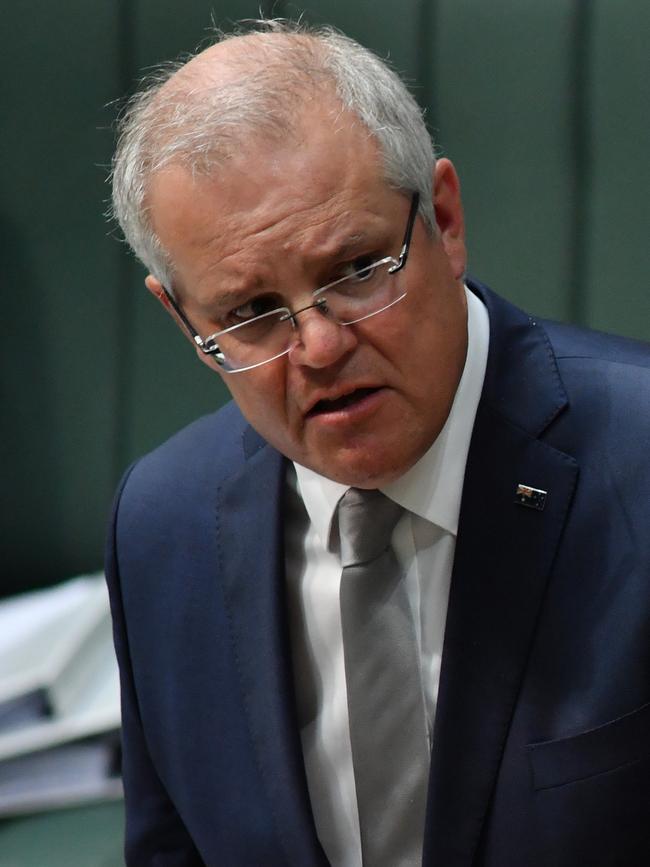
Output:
[{"xmin": 106, "ymin": 281, "xmax": 650, "ymax": 866}]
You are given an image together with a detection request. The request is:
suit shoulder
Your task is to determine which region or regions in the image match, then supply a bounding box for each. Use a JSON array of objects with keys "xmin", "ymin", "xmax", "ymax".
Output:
[
  {"xmin": 541, "ymin": 320, "xmax": 650, "ymax": 469},
  {"xmin": 149, "ymin": 400, "xmax": 246, "ymax": 468},
  {"xmin": 116, "ymin": 401, "xmax": 253, "ymax": 506},
  {"xmin": 544, "ymin": 320, "xmax": 650, "ymax": 428},
  {"xmin": 543, "ymin": 318, "xmax": 650, "ymax": 371}
]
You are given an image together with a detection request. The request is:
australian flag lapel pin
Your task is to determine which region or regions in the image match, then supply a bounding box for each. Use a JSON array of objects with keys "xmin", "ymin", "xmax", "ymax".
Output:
[{"xmin": 515, "ymin": 483, "xmax": 547, "ymax": 511}]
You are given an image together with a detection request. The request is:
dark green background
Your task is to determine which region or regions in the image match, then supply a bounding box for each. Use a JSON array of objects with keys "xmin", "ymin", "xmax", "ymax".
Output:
[{"xmin": 3, "ymin": 0, "xmax": 649, "ymax": 598}]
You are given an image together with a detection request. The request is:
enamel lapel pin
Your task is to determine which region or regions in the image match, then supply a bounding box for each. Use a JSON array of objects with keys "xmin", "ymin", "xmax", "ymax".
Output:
[{"xmin": 515, "ymin": 484, "xmax": 547, "ymax": 511}]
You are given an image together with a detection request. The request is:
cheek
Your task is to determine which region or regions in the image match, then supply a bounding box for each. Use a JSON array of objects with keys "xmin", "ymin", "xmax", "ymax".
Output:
[
  {"xmin": 393, "ymin": 280, "xmax": 467, "ymax": 403},
  {"xmin": 223, "ymin": 368, "xmax": 293, "ymax": 441}
]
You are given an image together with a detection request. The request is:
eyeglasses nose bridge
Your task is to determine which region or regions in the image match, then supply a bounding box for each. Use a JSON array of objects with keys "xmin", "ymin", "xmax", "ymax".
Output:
[{"xmin": 282, "ymin": 295, "xmax": 330, "ymax": 326}]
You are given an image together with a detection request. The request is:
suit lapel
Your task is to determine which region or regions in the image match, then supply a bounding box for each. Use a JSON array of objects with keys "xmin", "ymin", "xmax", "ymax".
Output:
[
  {"xmin": 423, "ymin": 284, "xmax": 579, "ymax": 867},
  {"xmin": 217, "ymin": 433, "xmax": 328, "ymax": 867}
]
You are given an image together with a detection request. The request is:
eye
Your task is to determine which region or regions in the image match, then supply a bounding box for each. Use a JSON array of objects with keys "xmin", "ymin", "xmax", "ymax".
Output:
[
  {"xmin": 229, "ymin": 294, "xmax": 280, "ymax": 324},
  {"xmin": 337, "ymin": 255, "xmax": 381, "ymax": 283}
]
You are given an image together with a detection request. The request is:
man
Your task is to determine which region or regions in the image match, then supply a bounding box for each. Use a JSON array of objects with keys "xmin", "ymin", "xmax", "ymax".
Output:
[{"xmin": 106, "ymin": 20, "xmax": 650, "ymax": 867}]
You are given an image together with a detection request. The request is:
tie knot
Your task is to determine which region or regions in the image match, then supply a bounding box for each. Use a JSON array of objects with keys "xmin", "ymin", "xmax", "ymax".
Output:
[{"xmin": 337, "ymin": 488, "xmax": 403, "ymax": 567}]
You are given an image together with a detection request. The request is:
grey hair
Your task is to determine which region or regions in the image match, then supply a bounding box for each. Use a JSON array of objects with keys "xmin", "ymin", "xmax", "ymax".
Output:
[{"xmin": 111, "ymin": 20, "xmax": 437, "ymax": 285}]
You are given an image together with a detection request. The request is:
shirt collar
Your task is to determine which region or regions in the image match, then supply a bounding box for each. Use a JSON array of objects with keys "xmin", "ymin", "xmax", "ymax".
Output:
[{"xmin": 293, "ymin": 284, "xmax": 490, "ymax": 544}]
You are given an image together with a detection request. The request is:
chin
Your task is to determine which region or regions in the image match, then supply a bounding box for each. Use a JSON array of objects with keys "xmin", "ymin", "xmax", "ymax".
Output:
[{"xmin": 318, "ymin": 451, "xmax": 415, "ymax": 489}]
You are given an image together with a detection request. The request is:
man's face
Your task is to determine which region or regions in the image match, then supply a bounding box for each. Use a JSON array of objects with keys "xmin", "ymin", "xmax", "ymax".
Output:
[{"xmin": 146, "ymin": 110, "xmax": 468, "ymax": 488}]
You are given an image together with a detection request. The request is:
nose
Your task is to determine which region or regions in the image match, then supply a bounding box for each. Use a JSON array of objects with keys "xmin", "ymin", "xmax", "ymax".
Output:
[{"xmin": 287, "ymin": 304, "xmax": 358, "ymax": 369}]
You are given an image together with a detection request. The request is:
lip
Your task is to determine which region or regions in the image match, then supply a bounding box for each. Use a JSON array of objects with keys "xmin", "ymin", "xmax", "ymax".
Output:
[{"xmin": 304, "ymin": 385, "xmax": 387, "ymax": 425}]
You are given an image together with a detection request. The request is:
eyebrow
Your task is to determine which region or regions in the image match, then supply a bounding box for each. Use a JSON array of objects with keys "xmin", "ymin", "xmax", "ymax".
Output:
[{"xmin": 325, "ymin": 232, "xmax": 367, "ymax": 260}]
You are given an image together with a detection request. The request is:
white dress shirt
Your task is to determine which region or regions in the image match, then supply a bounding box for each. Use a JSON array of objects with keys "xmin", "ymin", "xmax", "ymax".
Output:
[{"xmin": 284, "ymin": 287, "xmax": 490, "ymax": 867}]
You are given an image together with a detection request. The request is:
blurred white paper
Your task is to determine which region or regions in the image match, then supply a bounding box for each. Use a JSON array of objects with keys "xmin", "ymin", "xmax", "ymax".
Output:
[
  {"xmin": 0, "ymin": 575, "xmax": 122, "ymax": 815},
  {"xmin": 0, "ymin": 574, "xmax": 111, "ymax": 716}
]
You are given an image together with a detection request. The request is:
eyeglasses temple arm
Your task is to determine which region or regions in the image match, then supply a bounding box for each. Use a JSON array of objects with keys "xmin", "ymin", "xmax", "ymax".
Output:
[
  {"xmin": 160, "ymin": 286, "xmax": 218, "ymax": 354},
  {"xmin": 388, "ymin": 191, "xmax": 420, "ymax": 273}
]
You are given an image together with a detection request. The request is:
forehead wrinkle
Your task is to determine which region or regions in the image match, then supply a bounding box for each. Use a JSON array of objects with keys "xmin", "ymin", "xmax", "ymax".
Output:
[
  {"xmin": 234, "ymin": 188, "xmax": 351, "ymax": 237},
  {"xmin": 218, "ymin": 214, "xmax": 380, "ymax": 279},
  {"xmin": 237, "ymin": 186, "xmax": 384, "ymax": 248}
]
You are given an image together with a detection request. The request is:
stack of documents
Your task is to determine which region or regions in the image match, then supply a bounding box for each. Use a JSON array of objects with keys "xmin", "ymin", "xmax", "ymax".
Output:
[{"xmin": 0, "ymin": 574, "xmax": 122, "ymax": 816}]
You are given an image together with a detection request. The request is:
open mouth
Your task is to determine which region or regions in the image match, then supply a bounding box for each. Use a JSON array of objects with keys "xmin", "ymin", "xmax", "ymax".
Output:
[{"xmin": 308, "ymin": 387, "xmax": 380, "ymax": 416}]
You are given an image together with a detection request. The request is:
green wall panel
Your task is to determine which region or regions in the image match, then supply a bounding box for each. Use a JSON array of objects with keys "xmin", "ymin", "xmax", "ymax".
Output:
[
  {"xmin": 2, "ymin": 1, "xmax": 124, "ymax": 593},
  {"xmin": 585, "ymin": 0, "xmax": 650, "ymax": 340},
  {"xmin": 433, "ymin": 0, "xmax": 577, "ymax": 322}
]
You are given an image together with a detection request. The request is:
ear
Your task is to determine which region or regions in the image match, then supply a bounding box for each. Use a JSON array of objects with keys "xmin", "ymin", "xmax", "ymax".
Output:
[
  {"xmin": 145, "ymin": 274, "xmax": 188, "ymax": 329},
  {"xmin": 145, "ymin": 273, "xmax": 192, "ymax": 342},
  {"xmin": 145, "ymin": 274, "xmax": 172, "ymax": 309},
  {"xmin": 432, "ymin": 158, "xmax": 467, "ymax": 280},
  {"xmin": 145, "ymin": 274, "xmax": 223, "ymax": 375}
]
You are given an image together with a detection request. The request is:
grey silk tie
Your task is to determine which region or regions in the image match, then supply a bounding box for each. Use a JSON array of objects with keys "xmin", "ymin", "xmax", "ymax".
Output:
[{"xmin": 338, "ymin": 488, "xmax": 429, "ymax": 867}]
